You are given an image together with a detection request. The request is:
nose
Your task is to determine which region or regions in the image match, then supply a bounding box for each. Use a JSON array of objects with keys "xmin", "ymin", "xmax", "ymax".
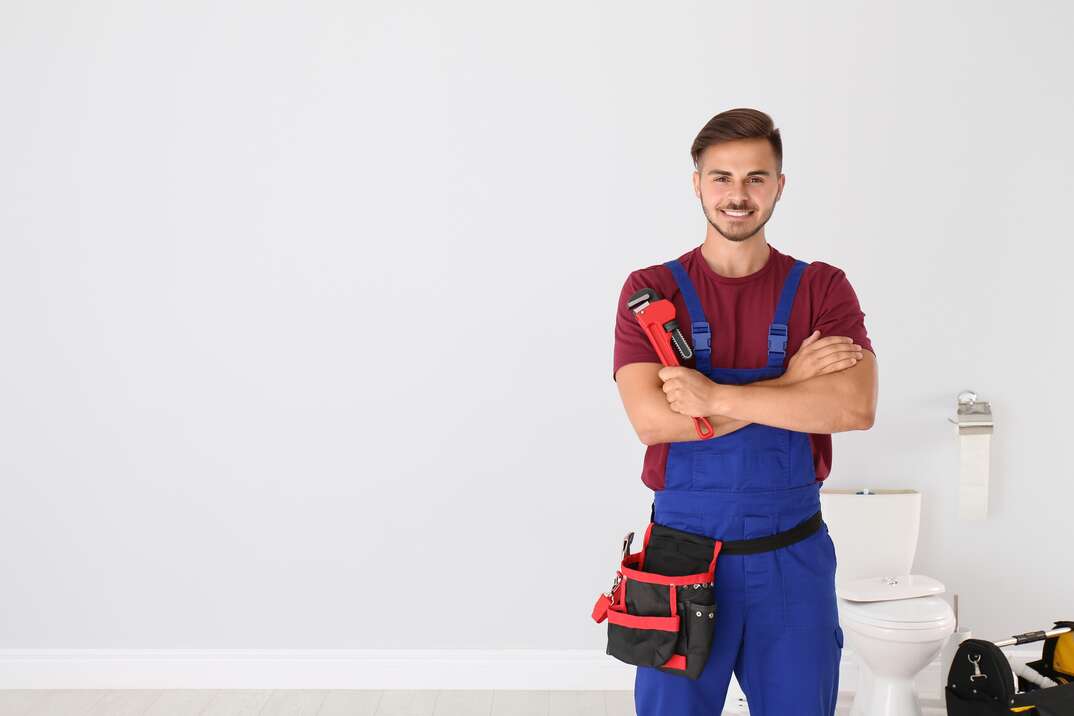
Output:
[{"xmin": 726, "ymin": 184, "xmax": 750, "ymax": 208}]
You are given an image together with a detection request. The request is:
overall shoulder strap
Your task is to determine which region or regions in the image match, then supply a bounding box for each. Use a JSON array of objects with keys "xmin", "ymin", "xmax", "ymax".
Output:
[{"xmin": 767, "ymin": 260, "xmax": 809, "ymax": 368}]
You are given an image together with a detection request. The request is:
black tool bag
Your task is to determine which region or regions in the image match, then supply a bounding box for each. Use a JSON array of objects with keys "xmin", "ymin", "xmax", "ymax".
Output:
[
  {"xmin": 591, "ymin": 521, "xmax": 720, "ymax": 680},
  {"xmin": 946, "ymin": 639, "xmax": 1018, "ymax": 714},
  {"xmin": 945, "ymin": 624, "xmax": 1074, "ymax": 716}
]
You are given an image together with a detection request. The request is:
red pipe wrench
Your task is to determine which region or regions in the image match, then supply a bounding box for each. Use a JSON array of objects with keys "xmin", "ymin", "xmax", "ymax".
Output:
[{"xmin": 626, "ymin": 288, "xmax": 715, "ymax": 440}]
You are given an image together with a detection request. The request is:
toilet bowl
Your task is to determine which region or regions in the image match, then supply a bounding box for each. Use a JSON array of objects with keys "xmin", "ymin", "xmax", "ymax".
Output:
[
  {"xmin": 820, "ymin": 490, "xmax": 955, "ymax": 716},
  {"xmin": 839, "ymin": 585, "xmax": 955, "ymax": 716}
]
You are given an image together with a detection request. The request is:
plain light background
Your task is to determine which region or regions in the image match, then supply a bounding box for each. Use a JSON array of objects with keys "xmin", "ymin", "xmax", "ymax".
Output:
[{"xmin": 2, "ymin": 0, "xmax": 1071, "ymax": 658}]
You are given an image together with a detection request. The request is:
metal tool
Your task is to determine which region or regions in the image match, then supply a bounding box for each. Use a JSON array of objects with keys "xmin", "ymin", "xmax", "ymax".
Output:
[
  {"xmin": 993, "ymin": 626, "xmax": 1072, "ymax": 648},
  {"xmin": 626, "ymin": 287, "xmax": 715, "ymax": 439}
]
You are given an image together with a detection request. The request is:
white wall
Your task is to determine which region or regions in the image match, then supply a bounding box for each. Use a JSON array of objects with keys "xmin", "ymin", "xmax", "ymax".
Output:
[{"xmin": 1, "ymin": 0, "xmax": 1071, "ymax": 658}]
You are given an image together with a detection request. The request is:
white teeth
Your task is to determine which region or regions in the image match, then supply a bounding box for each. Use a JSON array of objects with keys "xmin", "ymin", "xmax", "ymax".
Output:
[{"xmin": 723, "ymin": 210, "xmax": 751, "ymax": 216}]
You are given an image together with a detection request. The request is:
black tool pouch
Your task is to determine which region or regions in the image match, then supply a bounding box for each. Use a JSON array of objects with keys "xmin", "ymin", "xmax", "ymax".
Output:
[
  {"xmin": 591, "ymin": 521, "xmax": 721, "ymax": 680},
  {"xmin": 945, "ymin": 628, "xmax": 1074, "ymax": 716},
  {"xmin": 945, "ymin": 639, "xmax": 1018, "ymax": 715}
]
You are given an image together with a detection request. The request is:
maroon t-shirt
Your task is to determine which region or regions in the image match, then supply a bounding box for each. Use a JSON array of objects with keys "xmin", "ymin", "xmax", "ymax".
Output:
[{"xmin": 613, "ymin": 243, "xmax": 875, "ymax": 491}]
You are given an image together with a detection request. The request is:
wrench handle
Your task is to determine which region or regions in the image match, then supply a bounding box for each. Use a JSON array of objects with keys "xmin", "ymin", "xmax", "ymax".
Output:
[{"xmin": 693, "ymin": 416, "xmax": 715, "ymax": 440}]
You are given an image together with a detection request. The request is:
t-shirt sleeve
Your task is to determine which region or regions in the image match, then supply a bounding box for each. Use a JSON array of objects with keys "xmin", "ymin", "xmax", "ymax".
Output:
[
  {"xmin": 613, "ymin": 271, "xmax": 662, "ymax": 381},
  {"xmin": 812, "ymin": 265, "xmax": 876, "ymax": 357}
]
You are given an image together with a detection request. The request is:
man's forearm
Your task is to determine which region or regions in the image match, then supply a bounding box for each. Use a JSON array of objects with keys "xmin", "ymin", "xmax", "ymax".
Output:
[
  {"xmin": 711, "ymin": 369, "xmax": 871, "ymax": 434},
  {"xmin": 649, "ymin": 376, "xmax": 784, "ymax": 444}
]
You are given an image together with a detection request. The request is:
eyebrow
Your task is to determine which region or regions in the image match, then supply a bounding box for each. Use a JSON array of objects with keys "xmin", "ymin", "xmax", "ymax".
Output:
[{"xmin": 706, "ymin": 169, "xmax": 772, "ymax": 177}]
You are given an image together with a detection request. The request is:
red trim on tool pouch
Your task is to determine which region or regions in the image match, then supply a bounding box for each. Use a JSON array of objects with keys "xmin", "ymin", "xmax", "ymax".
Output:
[
  {"xmin": 606, "ymin": 608, "xmax": 680, "ymax": 632},
  {"xmin": 662, "ymin": 654, "xmax": 687, "ymax": 670},
  {"xmin": 621, "ymin": 558, "xmax": 715, "ymax": 586}
]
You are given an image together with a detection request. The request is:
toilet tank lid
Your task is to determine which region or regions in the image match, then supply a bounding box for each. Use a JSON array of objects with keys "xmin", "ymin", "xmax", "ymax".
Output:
[{"xmin": 836, "ymin": 574, "xmax": 945, "ymax": 602}]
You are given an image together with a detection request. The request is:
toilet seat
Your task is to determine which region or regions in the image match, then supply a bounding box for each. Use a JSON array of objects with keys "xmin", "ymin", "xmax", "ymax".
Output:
[
  {"xmin": 837, "ymin": 573, "xmax": 945, "ymax": 602},
  {"xmin": 839, "ymin": 594, "xmax": 954, "ymax": 630}
]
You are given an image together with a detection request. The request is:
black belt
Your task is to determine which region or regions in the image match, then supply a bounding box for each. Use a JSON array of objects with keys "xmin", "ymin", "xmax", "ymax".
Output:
[{"xmin": 649, "ymin": 504, "xmax": 824, "ymax": 556}]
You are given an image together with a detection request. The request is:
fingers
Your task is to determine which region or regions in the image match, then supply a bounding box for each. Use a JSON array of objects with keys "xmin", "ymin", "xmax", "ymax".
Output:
[
  {"xmin": 657, "ymin": 366, "xmax": 688, "ymax": 382},
  {"xmin": 812, "ymin": 341, "xmax": 863, "ymax": 361},
  {"xmin": 808, "ymin": 336, "xmax": 855, "ymax": 350},
  {"xmin": 817, "ymin": 352, "xmax": 862, "ymax": 373},
  {"xmin": 820, "ymin": 357, "xmax": 860, "ymax": 374}
]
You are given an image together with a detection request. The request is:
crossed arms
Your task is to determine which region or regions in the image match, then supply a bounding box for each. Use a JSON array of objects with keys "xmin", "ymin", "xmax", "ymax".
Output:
[{"xmin": 614, "ymin": 350, "xmax": 877, "ymax": 446}]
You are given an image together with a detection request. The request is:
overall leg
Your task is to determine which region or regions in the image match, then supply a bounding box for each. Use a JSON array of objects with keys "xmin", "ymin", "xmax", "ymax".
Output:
[{"xmin": 733, "ymin": 524, "xmax": 842, "ymax": 716}]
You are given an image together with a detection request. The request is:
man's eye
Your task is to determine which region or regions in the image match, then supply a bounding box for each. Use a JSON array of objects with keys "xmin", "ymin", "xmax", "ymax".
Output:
[
  {"xmin": 714, "ymin": 177, "xmax": 727, "ymax": 182},
  {"xmin": 751, "ymin": 177, "xmax": 763, "ymax": 183}
]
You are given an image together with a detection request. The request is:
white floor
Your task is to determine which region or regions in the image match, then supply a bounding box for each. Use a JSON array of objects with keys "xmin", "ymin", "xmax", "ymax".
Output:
[{"xmin": 0, "ymin": 690, "xmax": 949, "ymax": 715}]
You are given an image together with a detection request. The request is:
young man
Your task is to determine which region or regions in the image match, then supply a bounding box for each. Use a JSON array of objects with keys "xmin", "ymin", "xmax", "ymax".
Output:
[{"xmin": 612, "ymin": 108, "xmax": 878, "ymax": 716}]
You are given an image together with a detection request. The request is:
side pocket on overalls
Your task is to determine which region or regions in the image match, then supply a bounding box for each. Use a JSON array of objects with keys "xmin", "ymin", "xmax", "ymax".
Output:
[{"xmin": 824, "ymin": 522, "xmax": 839, "ymax": 571}]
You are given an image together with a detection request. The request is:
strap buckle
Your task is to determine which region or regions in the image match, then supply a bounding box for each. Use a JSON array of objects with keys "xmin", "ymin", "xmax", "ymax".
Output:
[
  {"xmin": 692, "ymin": 322, "xmax": 711, "ymax": 352},
  {"xmin": 768, "ymin": 323, "xmax": 788, "ymax": 355}
]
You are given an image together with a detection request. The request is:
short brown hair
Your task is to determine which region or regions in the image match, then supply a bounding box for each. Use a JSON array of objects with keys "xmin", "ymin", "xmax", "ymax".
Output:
[{"xmin": 690, "ymin": 108, "xmax": 782, "ymax": 173}]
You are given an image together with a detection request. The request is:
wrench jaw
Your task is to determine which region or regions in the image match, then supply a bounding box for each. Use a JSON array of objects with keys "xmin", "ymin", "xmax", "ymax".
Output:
[
  {"xmin": 627, "ymin": 287, "xmax": 694, "ymax": 363},
  {"xmin": 669, "ymin": 327, "xmax": 694, "ymax": 361},
  {"xmin": 627, "ymin": 288, "xmax": 662, "ymax": 314}
]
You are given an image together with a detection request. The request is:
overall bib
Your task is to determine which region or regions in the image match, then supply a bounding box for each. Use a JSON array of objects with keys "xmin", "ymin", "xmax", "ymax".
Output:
[{"xmin": 634, "ymin": 258, "xmax": 843, "ymax": 716}]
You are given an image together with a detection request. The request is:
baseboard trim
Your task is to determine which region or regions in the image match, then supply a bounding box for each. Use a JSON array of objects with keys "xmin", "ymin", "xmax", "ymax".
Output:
[
  {"xmin": 0, "ymin": 649, "xmax": 632, "ymax": 690},
  {"xmin": 0, "ymin": 646, "xmax": 1042, "ymax": 702}
]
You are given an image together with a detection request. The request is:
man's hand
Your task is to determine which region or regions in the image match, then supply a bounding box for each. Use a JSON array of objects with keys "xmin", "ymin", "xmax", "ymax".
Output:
[
  {"xmin": 657, "ymin": 366, "xmax": 719, "ymax": 418},
  {"xmin": 782, "ymin": 330, "xmax": 864, "ymax": 385}
]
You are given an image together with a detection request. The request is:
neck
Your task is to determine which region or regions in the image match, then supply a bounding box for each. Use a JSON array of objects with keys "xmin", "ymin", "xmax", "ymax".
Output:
[{"xmin": 700, "ymin": 235, "xmax": 771, "ymax": 278}]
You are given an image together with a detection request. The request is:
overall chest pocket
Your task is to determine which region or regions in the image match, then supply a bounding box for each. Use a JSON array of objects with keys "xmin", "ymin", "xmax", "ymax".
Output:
[{"xmin": 688, "ymin": 423, "xmax": 790, "ymax": 491}]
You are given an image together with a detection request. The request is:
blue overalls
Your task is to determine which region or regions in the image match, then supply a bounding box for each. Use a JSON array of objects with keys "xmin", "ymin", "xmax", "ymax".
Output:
[{"xmin": 634, "ymin": 258, "xmax": 843, "ymax": 716}]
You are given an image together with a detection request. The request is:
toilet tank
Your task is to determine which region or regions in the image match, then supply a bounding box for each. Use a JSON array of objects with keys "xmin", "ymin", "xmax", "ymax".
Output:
[{"xmin": 819, "ymin": 489, "xmax": 921, "ymax": 585}]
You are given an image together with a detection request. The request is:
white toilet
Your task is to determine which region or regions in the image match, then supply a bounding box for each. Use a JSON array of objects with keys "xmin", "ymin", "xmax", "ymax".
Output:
[{"xmin": 819, "ymin": 489, "xmax": 956, "ymax": 716}]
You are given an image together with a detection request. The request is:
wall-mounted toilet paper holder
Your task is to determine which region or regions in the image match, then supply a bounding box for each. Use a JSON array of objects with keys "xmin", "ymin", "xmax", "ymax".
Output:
[
  {"xmin": 947, "ymin": 390, "xmax": 993, "ymax": 435},
  {"xmin": 950, "ymin": 391, "xmax": 993, "ymax": 520}
]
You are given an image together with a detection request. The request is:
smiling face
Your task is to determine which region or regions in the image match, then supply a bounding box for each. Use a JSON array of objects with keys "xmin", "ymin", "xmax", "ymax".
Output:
[{"xmin": 692, "ymin": 137, "xmax": 785, "ymax": 243}]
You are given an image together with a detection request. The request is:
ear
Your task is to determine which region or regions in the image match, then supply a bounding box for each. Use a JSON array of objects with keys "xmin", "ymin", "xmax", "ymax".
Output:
[
  {"xmin": 775, "ymin": 173, "xmax": 786, "ymax": 202},
  {"xmin": 692, "ymin": 170, "xmax": 700, "ymax": 198}
]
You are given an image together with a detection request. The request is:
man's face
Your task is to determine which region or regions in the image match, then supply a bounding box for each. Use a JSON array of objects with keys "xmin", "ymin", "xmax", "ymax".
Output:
[{"xmin": 692, "ymin": 138, "xmax": 785, "ymax": 243}]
